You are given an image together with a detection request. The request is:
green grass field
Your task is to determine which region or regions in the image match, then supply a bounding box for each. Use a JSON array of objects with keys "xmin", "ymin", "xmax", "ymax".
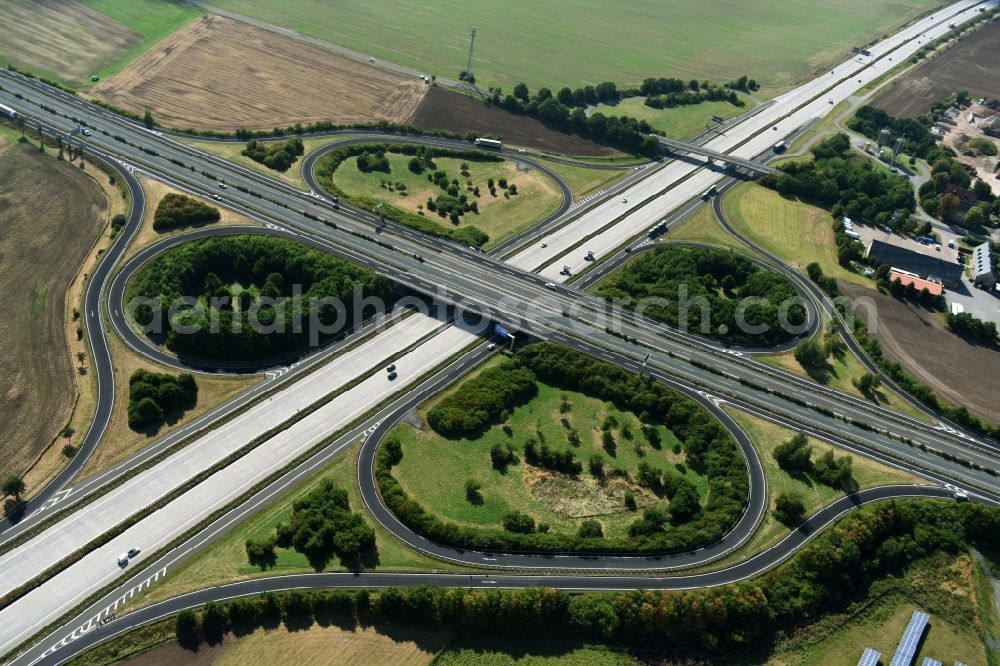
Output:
[
  {"xmin": 185, "ymin": 137, "xmax": 333, "ymax": 190},
  {"xmin": 391, "ymin": 357, "xmax": 706, "ymax": 539},
  {"xmin": 329, "ymin": 151, "xmax": 562, "ymax": 248},
  {"xmin": 664, "ymin": 203, "xmax": 753, "ymax": 252},
  {"xmin": 533, "ymin": 158, "xmax": 628, "ymax": 199},
  {"xmin": 207, "ymin": 0, "xmax": 943, "ymax": 91},
  {"xmin": 80, "ymin": 0, "xmax": 202, "ymax": 83},
  {"xmin": 597, "ymin": 97, "xmax": 749, "ymax": 140},
  {"xmin": 722, "ymin": 183, "xmax": 873, "ymax": 288}
]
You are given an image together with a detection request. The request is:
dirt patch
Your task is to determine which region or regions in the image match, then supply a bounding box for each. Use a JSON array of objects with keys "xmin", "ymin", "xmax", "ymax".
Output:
[
  {"xmin": 407, "ymin": 86, "xmax": 620, "ymax": 157},
  {"xmin": 843, "ymin": 284, "xmax": 1000, "ymax": 422},
  {"xmin": 0, "ymin": 143, "xmax": 107, "ymax": 480},
  {"xmin": 525, "ymin": 466, "xmax": 651, "ymax": 518},
  {"xmin": 0, "ymin": 0, "xmax": 141, "ymax": 87},
  {"xmin": 123, "ymin": 635, "xmax": 230, "ymax": 666},
  {"xmin": 90, "ymin": 15, "xmax": 426, "ymax": 132},
  {"xmin": 873, "ymin": 21, "xmax": 1000, "ymax": 118}
]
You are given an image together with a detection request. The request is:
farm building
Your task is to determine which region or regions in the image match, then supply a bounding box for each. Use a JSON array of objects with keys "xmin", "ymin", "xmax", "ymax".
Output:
[
  {"xmin": 887, "ymin": 269, "xmax": 943, "ymax": 296},
  {"xmin": 972, "ymin": 242, "xmax": 996, "ymax": 288},
  {"xmin": 866, "ymin": 239, "xmax": 964, "ymax": 287}
]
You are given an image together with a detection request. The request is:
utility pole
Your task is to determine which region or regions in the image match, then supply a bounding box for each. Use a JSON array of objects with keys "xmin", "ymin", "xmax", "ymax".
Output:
[{"xmin": 465, "ymin": 26, "xmax": 477, "ymax": 82}]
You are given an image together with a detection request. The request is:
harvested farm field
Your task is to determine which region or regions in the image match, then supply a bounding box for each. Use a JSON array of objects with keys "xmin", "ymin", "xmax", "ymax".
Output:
[
  {"xmin": 0, "ymin": 142, "xmax": 107, "ymax": 479},
  {"xmin": 873, "ymin": 20, "xmax": 1000, "ymax": 118},
  {"xmin": 407, "ymin": 86, "xmax": 620, "ymax": 157},
  {"xmin": 842, "ymin": 284, "xmax": 1000, "ymax": 422},
  {"xmin": 90, "ymin": 15, "xmax": 427, "ymax": 132},
  {"xmin": 0, "ymin": 0, "xmax": 141, "ymax": 87}
]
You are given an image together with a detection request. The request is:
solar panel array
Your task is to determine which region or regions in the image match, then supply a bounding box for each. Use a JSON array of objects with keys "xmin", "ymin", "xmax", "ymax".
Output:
[
  {"xmin": 858, "ymin": 647, "xmax": 881, "ymax": 666},
  {"xmin": 889, "ymin": 610, "xmax": 929, "ymax": 666},
  {"xmin": 922, "ymin": 658, "xmax": 942, "ymax": 666}
]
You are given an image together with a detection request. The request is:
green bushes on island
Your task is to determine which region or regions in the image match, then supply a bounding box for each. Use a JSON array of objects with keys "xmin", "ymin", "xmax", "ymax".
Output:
[
  {"xmin": 595, "ymin": 245, "xmax": 805, "ymax": 346},
  {"xmin": 245, "ymin": 480, "xmax": 375, "ymax": 571},
  {"xmin": 178, "ymin": 499, "xmax": 1000, "ymax": 655},
  {"xmin": 378, "ymin": 342, "xmax": 748, "ymax": 554},
  {"xmin": 242, "ymin": 137, "xmax": 304, "ymax": 172},
  {"xmin": 127, "ymin": 369, "xmax": 197, "ymax": 431},
  {"xmin": 152, "ymin": 193, "xmax": 220, "ymax": 232},
  {"xmin": 129, "ymin": 235, "xmax": 395, "ymax": 362},
  {"xmin": 314, "ymin": 143, "xmax": 498, "ymax": 247}
]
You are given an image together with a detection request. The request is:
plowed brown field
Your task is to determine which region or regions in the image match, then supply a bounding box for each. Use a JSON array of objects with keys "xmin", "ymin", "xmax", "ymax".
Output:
[{"xmin": 90, "ymin": 15, "xmax": 426, "ymax": 131}]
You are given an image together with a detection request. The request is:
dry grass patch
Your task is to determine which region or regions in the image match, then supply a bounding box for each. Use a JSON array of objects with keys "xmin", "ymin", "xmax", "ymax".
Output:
[
  {"xmin": 0, "ymin": 142, "xmax": 107, "ymax": 482},
  {"xmin": 91, "ymin": 15, "xmax": 427, "ymax": 132},
  {"xmin": 0, "ymin": 0, "xmax": 140, "ymax": 86}
]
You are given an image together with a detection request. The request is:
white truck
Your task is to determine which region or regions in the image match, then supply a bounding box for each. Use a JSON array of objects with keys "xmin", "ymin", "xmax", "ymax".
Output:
[
  {"xmin": 0, "ymin": 103, "xmax": 18, "ymax": 120},
  {"xmin": 474, "ymin": 138, "xmax": 502, "ymax": 150}
]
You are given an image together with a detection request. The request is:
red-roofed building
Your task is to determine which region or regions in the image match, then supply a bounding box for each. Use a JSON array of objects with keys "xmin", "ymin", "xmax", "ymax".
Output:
[{"xmin": 888, "ymin": 269, "xmax": 944, "ymax": 296}]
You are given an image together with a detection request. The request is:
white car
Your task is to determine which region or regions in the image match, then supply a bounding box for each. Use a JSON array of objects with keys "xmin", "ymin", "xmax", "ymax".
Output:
[
  {"xmin": 369, "ymin": 57, "xmax": 376, "ymax": 62},
  {"xmin": 117, "ymin": 553, "xmax": 128, "ymax": 567},
  {"xmin": 621, "ymin": 197, "xmax": 628, "ymax": 203},
  {"xmin": 954, "ymin": 489, "xmax": 969, "ymax": 501},
  {"xmin": 218, "ymin": 182, "xmax": 226, "ymax": 189},
  {"xmin": 81, "ymin": 128, "xmax": 92, "ymax": 137},
  {"xmin": 487, "ymin": 343, "xmax": 496, "ymax": 351}
]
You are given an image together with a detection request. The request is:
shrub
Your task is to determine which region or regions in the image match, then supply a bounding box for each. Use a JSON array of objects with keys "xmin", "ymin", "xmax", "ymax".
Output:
[
  {"xmin": 152, "ymin": 193, "xmax": 220, "ymax": 231},
  {"xmin": 126, "ymin": 369, "xmax": 197, "ymax": 430},
  {"xmin": 242, "ymin": 137, "xmax": 304, "ymax": 172}
]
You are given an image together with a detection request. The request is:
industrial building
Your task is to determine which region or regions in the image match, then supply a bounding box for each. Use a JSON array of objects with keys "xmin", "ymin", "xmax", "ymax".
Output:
[
  {"xmin": 867, "ymin": 239, "xmax": 964, "ymax": 288},
  {"xmin": 972, "ymin": 242, "xmax": 996, "ymax": 289}
]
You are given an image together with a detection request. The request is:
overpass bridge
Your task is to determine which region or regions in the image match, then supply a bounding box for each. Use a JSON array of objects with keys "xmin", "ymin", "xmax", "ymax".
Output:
[{"xmin": 650, "ymin": 133, "xmax": 781, "ymax": 176}]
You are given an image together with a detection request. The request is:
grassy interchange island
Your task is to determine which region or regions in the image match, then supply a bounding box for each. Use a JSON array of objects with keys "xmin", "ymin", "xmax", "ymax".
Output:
[
  {"xmin": 314, "ymin": 143, "xmax": 563, "ymax": 248},
  {"xmin": 379, "ymin": 342, "xmax": 749, "ymax": 553}
]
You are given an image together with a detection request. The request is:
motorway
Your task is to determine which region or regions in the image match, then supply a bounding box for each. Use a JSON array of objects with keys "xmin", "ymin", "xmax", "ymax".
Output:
[{"xmin": 1, "ymin": 1, "xmax": 999, "ymax": 662}]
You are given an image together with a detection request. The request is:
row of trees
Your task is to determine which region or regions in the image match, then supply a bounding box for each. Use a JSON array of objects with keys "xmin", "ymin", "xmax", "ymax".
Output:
[
  {"xmin": 426, "ymin": 364, "xmax": 538, "ymax": 437},
  {"xmin": 129, "ymin": 235, "xmax": 395, "ymax": 361},
  {"xmin": 381, "ymin": 342, "xmax": 746, "ymax": 553},
  {"xmin": 245, "ymin": 480, "xmax": 375, "ymax": 571},
  {"xmin": 242, "ymin": 137, "xmax": 304, "ymax": 173},
  {"xmin": 177, "ymin": 499, "xmax": 1000, "ymax": 654},
  {"xmin": 945, "ymin": 311, "xmax": 998, "ymax": 345},
  {"xmin": 152, "ymin": 193, "xmax": 220, "ymax": 232},
  {"xmin": 127, "ymin": 369, "xmax": 197, "ymax": 431},
  {"xmin": 595, "ymin": 245, "xmax": 805, "ymax": 346}
]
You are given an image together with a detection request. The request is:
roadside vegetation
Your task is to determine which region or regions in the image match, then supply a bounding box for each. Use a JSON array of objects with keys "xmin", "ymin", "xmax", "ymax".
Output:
[
  {"xmin": 315, "ymin": 143, "xmax": 562, "ymax": 248},
  {"xmin": 128, "ymin": 235, "xmax": 395, "ymax": 363},
  {"xmin": 380, "ymin": 342, "xmax": 748, "ymax": 553},
  {"xmin": 152, "ymin": 193, "xmax": 220, "ymax": 231},
  {"xmin": 593, "ymin": 245, "xmax": 805, "ymax": 346},
  {"xmin": 126, "ymin": 369, "xmax": 198, "ymax": 432},
  {"xmin": 241, "ymin": 137, "xmax": 304, "ymax": 172}
]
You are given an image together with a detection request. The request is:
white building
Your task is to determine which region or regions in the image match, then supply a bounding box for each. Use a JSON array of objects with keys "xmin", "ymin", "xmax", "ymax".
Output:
[{"xmin": 972, "ymin": 242, "xmax": 995, "ymax": 289}]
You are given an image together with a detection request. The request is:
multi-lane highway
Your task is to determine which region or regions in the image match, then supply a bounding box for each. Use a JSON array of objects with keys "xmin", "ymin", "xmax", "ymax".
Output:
[{"xmin": 1, "ymin": 1, "xmax": 999, "ymax": 662}]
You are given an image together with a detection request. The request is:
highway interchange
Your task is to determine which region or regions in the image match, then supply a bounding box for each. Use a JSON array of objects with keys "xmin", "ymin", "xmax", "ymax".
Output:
[{"xmin": 0, "ymin": 1, "xmax": 999, "ymax": 662}]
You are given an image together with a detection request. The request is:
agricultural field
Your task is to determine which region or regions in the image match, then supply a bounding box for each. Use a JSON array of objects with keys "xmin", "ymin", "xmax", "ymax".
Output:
[
  {"xmin": 0, "ymin": 0, "xmax": 200, "ymax": 88},
  {"xmin": 90, "ymin": 15, "xmax": 427, "ymax": 132},
  {"xmin": 595, "ymin": 97, "xmax": 749, "ymax": 140},
  {"xmin": 206, "ymin": 0, "xmax": 945, "ymax": 91},
  {"xmin": 0, "ymin": 139, "xmax": 107, "ymax": 481},
  {"xmin": 327, "ymin": 149, "xmax": 563, "ymax": 248},
  {"xmin": 842, "ymin": 283, "xmax": 1000, "ymax": 422},
  {"xmin": 408, "ymin": 87, "xmax": 618, "ymax": 156},
  {"xmin": 873, "ymin": 20, "xmax": 1000, "ymax": 117},
  {"xmin": 391, "ymin": 357, "xmax": 707, "ymax": 540},
  {"xmin": 722, "ymin": 182, "xmax": 873, "ymax": 288}
]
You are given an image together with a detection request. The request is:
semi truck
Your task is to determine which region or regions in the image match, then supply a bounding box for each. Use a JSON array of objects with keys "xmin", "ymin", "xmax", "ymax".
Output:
[
  {"xmin": 474, "ymin": 138, "xmax": 502, "ymax": 150},
  {"xmin": 0, "ymin": 103, "xmax": 18, "ymax": 120}
]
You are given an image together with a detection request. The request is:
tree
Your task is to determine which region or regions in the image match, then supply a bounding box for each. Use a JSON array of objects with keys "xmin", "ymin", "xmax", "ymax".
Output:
[
  {"xmin": 812, "ymin": 450, "xmax": 854, "ymax": 490},
  {"xmin": 578, "ymin": 519, "xmax": 603, "ymax": 538},
  {"xmin": 175, "ymin": 609, "xmax": 201, "ymax": 650},
  {"xmin": 668, "ymin": 481, "xmax": 701, "ymax": 522},
  {"xmin": 503, "ymin": 511, "xmax": 535, "ymax": 533},
  {"xmin": 513, "ymin": 82, "xmax": 530, "ymax": 102},
  {"xmin": 793, "ymin": 338, "xmax": 827, "ymax": 370},
  {"xmin": 143, "ymin": 109, "xmax": 155, "ymax": 129},
  {"xmin": 939, "ymin": 193, "xmax": 960, "ymax": 221},
  {"xmin": 1, "ymin": 476, "xmax": 25, "ymax": 499},
  {"xmin": 963, "ymin": 206, "xmax": 985, "ymax": 228},
  {"xmin": 773, "ymin": 492, "xmax": 806, "ymax": 526},
  {"xmin": 246, "ymin": 537, "xmax": 277, "ymax": 570},
  {"xmin": 854, "ymin": 371, "xmax": 882, "ymax": 397},
  {"xmin": 773, "ymin": 433, "xmax": 812, "ymax": 472},
  {"xmin": 465, "ymin": 478, "xmax": 484, "ymax": 505}
]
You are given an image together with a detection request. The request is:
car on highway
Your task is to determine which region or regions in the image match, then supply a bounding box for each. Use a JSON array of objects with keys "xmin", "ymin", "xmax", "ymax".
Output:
[
  {"xmin": 212, "ymin": 194, "xmax": 221, "ymax": 201},
  {"xmin": 127, "ymin": 547, "xmax": 140, "ymax": 558},
  {"xmin": 487, "ymin": 343, "xmax": 496, "ymax": 351},
  {"xmin": 541, "ymin": 242, "xmax": 547, "ymax": 248},
  {"xmin": 954, "ymin": 489, "xmax": 969, "ymax": 501},
  {"xmin": 116, "ymin": 553, "xmax": 128, "ymax": 567},
  {"xmin": 218, "ymin": 182, "xmax": 226, "ymax": 189},
  {"xmin": 387, "ymin": 371, "xmax": 397, "ymax": 381},
  {"xmin": 369, "ymin": 57, "xmax": 375, "ymax": 62},
  {"xmin": 386, "ymin": 364, "xmax": 396, "ymax": 373},
  {"xmin": 621, "ymin": 197, "xmax": 628, "ymax": 203},
  {"xmin": 81, "ymin": 128, "xmax": 93, "ymax": 137},
  {"xmin": 545, "ymin": 282, "xmax": 556, "ymax": 290}
]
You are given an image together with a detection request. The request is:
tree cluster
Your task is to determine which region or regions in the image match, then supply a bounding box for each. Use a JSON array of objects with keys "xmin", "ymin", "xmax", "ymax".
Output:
[
  {"xmin": 773, "ymin": 433, "xmax": 854, "ymax": 490},
  {"xmin": 246, "ymin": 480, "xmax": 375, "ymax": 571},
  {"xmin": 242, "ymin": 137, "xmax": 304, "ymax": 172},
  {"xmin": 380, "ymin": 342, "xmax": 747, "ymax": 554},
  {"xmin": 761, "ymin": 134, "xmax": 915, "ymax": 240},
  {"xmin": 426, "ymin": 364, "xmax": 538, "ymax": 437},
  {"xmin": 946, "ymin": 311, "xmax": 998, "ymax": 345},
  {"xmin": 644, "ymin": 86, "xmax": 742, "ymax": 111},
  {"xmin": 523, "ymin": 439, "xmax": 582, "ymax": 475},
  {"xmin": 178, "ymin": 500, "xmax": 1000, "ymax": 655},
  {"xmin": 152, "ymin": 193, "xmax": 221, "ymax": 232},
  {"xmin": 127, "ymin": 369, "xmax": 197, "ymax": 431},
  {"xmin": 595, "ymin": 245, "xmax": 805, "ymax": 346},
  {"xmin": 129, "ymin": 235, "xmax": 395, "ymax": 362},
  {"xmin": 355, "ymin": 149, "xmax": 391, "ymax": 173}
]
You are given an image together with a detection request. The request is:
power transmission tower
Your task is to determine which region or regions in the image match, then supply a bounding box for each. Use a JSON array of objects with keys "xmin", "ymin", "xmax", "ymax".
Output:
[{"xmin": 465, "ymin": 27, "xmax": 477, "ymax": 81}]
